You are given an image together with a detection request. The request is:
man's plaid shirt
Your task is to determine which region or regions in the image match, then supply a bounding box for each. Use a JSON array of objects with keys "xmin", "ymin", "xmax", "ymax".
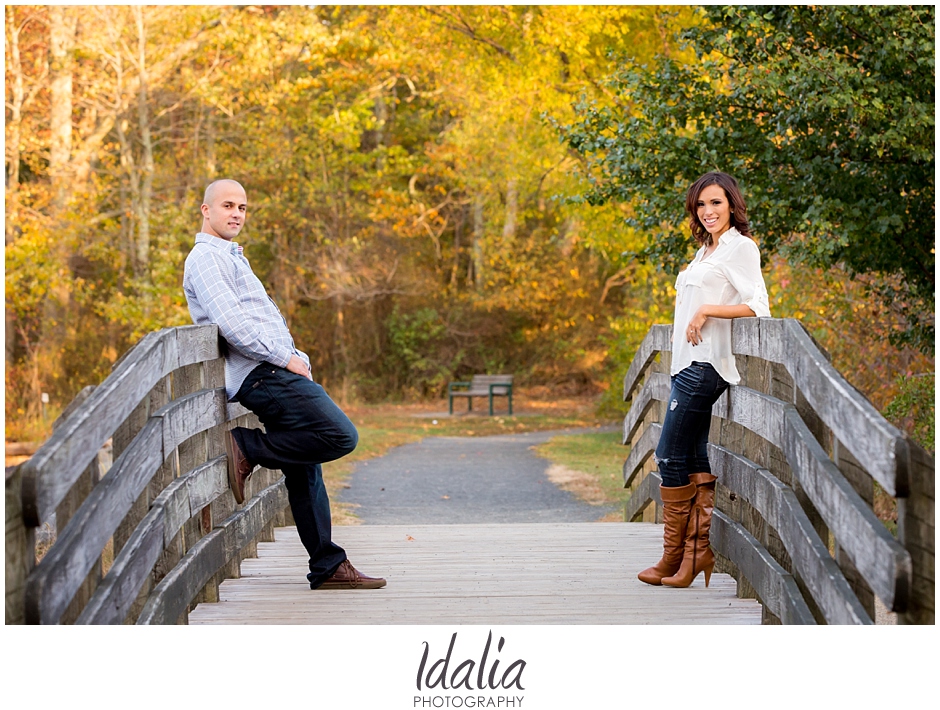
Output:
[{"xmin": 183, "ymin": 232, "xmax": 310, "ymax": 400}]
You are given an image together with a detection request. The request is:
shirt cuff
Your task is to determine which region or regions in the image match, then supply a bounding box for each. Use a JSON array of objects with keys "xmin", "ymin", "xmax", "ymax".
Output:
[
  {"xmin": 744, "ymin": 292, "xmax": 771, "ymax": 319},
  {"xmin": 267, "ymin": 347, "xmax": 293, "ymax": 369}
]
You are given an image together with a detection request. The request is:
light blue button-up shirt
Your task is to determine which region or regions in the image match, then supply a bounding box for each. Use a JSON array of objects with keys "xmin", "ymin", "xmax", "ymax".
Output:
[{"xmin": 183, "ymin": 232, "xmax": 310, "ymax": 400}]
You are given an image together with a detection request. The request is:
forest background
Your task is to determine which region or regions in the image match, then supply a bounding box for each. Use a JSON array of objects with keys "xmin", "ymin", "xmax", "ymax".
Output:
[{"xmin": 5, "ymin": 5, "xmax": 934, "ymax": 451}]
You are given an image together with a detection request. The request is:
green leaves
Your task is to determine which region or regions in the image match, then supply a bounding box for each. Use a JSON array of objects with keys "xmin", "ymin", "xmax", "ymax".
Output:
[
  {"xmin": 556, "ymin": 5, "xmax": 935, "ymax": 352},
  {"xmin": 883, "ymin": 373, "xmax": 935, "ymax": 451}
]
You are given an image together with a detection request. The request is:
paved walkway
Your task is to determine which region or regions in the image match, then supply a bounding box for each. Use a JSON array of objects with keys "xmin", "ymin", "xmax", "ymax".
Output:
[{"xmin": 336, "ymin": 429, "xmax": 618, "ymax": 524}]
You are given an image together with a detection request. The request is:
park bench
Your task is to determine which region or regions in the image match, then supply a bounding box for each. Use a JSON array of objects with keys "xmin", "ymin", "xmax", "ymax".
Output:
[{"xmin": 448, "ymin": 375, "xmax": 514, "ymax": 416}]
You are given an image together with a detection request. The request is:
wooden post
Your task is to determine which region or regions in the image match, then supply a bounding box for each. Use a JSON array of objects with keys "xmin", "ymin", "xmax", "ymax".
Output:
[
  {"xmin": 112, "ymin": 397, "xmax": 150, "ymax": 559},
  {"xmin": 58, "ymin": 459, "xmax": 103, "ymax": 624},
  {"xmin": 832, "ymin": 438, "xmax": 876, "ymax": 621},
  {"xmin": 52, "ymin": 393, "xmax": 104, "ymax": 625},
  {"xmin": 173, "ymin": 361, "xmax": 213, "ymax": 612},
  {"xmin": 5, "ymin": 466, "xmax": 32, "ymax": 624},
  {"xmin": 898, "ymin": 443, "xmax": 935, "ymax": 624}
]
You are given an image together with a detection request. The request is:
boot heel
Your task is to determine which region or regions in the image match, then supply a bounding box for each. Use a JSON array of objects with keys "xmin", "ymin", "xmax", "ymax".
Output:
[{"xmin": 703, "ymin": 561, "xmax": 714, "ymax": 588}]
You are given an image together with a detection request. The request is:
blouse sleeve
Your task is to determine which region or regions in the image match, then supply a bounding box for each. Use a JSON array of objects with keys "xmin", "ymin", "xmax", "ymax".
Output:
[{"xmin": 724, "ymin": 238, "xmax": 771, "ymax": 318}]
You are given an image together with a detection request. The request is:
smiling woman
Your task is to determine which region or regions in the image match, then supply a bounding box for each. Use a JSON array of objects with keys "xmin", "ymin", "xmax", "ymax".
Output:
[
  {"xmin": 637, "ymin": 170, "xmax": 771, "ymax": 589},
  {"xmin": 695, "ymin": 185, "xmax": 731, "ymax": 243}
]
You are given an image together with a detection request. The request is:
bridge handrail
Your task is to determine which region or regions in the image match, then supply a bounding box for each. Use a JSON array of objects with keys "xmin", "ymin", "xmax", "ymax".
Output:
[
  {"xmin": 621, "ymin": 317, "xmax": 934, "ymax": 624},
  {"xmin": 19, "ymin": 326, "xmax": 215, "ymax": 527},
  {"xmin": 623, "ymin": 319, "xmax": 909, "ymax": 497},
  {"xmin": 6, "ymin": 325, "xmax": 291, "ymax": 624}
]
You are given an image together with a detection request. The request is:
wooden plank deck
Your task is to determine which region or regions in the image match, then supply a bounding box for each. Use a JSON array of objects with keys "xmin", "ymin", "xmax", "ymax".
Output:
[{"xmin": 189, "ymin": 523, "xmax": 762, "ymax": 624}]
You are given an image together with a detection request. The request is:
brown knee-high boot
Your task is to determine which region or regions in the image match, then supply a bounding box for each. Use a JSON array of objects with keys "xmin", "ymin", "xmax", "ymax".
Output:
[
  {"xmin": 662, "ymin": 473, "xmax": 718, "ymax": 588},
  {"xmin": 637, "ymin": 482, "xmax": 696, "ymax": 585}
]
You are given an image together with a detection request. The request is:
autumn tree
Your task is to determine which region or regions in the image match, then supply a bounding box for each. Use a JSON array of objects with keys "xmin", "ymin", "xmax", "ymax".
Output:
[{"xmin": 5, "ymin": 5, "xmax": 230, "ymax": 432}]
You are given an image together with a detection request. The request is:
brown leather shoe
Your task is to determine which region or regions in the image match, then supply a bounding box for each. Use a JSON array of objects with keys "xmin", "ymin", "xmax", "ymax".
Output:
[
  {"xmin": 317, "ymin": 559, "xmax": 386, "ymax": 589},
  {"xmin": 224, "ymin": 429, "xmax": 253, "ymax": 505}
]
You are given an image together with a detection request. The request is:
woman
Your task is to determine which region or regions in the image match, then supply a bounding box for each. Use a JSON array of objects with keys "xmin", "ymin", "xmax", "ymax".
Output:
[{"xmin": 638, "ymin": 171, "xmax": 771, "ymax": 588}]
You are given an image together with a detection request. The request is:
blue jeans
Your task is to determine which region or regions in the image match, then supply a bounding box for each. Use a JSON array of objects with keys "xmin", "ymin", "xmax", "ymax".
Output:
[
  {"xmin": 655, "ymin": 362, "xmax": 729, "ymax": 488},
  {"xmin": 232, "ymin": 364, "xmax": 358, "ymax": 588}
]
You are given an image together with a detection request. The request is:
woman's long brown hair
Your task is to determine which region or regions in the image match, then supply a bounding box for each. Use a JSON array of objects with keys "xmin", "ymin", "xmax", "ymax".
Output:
[{"xmin": 685, "ymin": 172, "xmax": 752, "ymax": 246}]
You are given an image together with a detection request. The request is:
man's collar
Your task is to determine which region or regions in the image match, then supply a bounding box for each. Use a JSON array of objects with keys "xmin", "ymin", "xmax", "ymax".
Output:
[{"xmin": 196, "ymin": 232, "xmax": 241, "ymax": 253}]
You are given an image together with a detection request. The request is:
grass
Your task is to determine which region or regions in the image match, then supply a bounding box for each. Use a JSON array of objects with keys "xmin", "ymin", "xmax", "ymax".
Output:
[
  {"xmin": 5, "ymin": 405, "xmax": 62, "ymax": 446},
  {"xmin": 532, "ymin": 431, "xmax": 630, "ymax": 521}
]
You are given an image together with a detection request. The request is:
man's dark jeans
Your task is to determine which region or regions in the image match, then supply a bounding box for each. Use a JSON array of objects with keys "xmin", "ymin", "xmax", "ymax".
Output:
[
  {"xmin": 232, "ymin": 364, "xmax": 358, "ymax": 588},
  {"xmin": 655, "ymin": 361, "xmax": 729, "ymax": 488}
]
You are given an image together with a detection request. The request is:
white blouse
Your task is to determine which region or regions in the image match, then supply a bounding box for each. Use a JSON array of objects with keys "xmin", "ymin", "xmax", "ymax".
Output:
[{"xmin": 671, "ymin": 227, "xmax": 771, "ymax": 386}]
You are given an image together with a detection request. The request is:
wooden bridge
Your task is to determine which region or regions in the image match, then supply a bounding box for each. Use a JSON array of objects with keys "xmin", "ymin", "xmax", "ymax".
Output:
[{"xmin": 5, "ymin": 319, "xmax": 934, "ymax": 624}]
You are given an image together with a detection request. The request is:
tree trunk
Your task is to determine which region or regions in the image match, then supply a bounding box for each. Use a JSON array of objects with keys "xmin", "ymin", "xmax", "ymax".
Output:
[
  {"xmin": 472, "ymin": 196, "xmax": 484, "ymax": 289},
  {"xmin": 205, "ymin": 103, "xmax": 217, "ymax": 180},
  {"xmin": 502, "ymin": 177, "xmax": 517, "ymax": 243},
  {"xmin": 272, "ymin": 229, "xmax": 296, "ymax": 321},
  {"xmin": 450, "ymin": 203, "xmax": 463, "ymax": 290},
  {"xmin": 6, "ymin": 10, "xmax": 24, "ymax": 363},
  {"xmin": 6, "ymin": 10, "xmax": 24, "ymax": 227},
  {"xmin": 560, "ymin": 216, "xmax": 578, "ymax": 257},
  {"xmin": 40, "ymin": 6, "xmax": 77, "ymax": 368},
  {"xmin": 49, "ymin": 5, "xmax": 76, "ymax": 209},
  {"xmin": 374, "ymin": 88, "xmax": 387, "ymax": 156},
  {"xmin": 134, "ymin": 6, "xmax": 153, "ymax": 277},
  {"xmin": 335, "ymin": 295, "xmax": 351, "ymax": 404},
  {"xmin": 117, "ymin": 117, "xmax": 140, "ymax": 271}
]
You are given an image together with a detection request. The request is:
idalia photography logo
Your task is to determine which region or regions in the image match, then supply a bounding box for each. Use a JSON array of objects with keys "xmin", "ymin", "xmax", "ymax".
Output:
[{"xmin": 414, "ymin": 630, "xmax": 526, "ymax": 708}]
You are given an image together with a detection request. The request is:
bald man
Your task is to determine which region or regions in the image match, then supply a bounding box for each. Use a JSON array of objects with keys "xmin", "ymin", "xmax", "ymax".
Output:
[{"xmin": 183, "ymin": 179, "xmax": 385, "ymax": 590}]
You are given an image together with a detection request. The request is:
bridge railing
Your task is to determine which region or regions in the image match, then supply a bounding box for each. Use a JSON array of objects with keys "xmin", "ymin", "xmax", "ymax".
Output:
[
  {"xmin": 622, "ymin": 318, "xmax": 934, "ymax": 624},
  {"xmin": 6, "ymin": 325, "xmax": 291, "ymax": 624}
]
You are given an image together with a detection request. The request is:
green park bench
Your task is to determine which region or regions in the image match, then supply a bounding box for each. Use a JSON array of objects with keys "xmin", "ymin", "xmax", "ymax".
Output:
[{"xmin": 448, "ymin": 375, "xmax": 514, "ymax": 416}]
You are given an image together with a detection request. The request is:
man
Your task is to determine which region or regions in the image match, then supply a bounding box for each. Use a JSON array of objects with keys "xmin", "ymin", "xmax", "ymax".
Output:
[{"xmin": 183, "ymin": 178, "xmax": 385, "ymax": 590}]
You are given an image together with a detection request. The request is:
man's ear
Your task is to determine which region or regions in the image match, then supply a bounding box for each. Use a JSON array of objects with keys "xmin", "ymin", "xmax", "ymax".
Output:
[{"xmin": 200, "ymin": 203, "xmax": 210, "ymax": 218}]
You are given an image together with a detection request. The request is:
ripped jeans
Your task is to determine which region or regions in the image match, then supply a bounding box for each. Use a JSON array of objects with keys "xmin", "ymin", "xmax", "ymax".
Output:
[{"xmin": 655, "ymin": 361, "xmax": 729, "ymax": 488}]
